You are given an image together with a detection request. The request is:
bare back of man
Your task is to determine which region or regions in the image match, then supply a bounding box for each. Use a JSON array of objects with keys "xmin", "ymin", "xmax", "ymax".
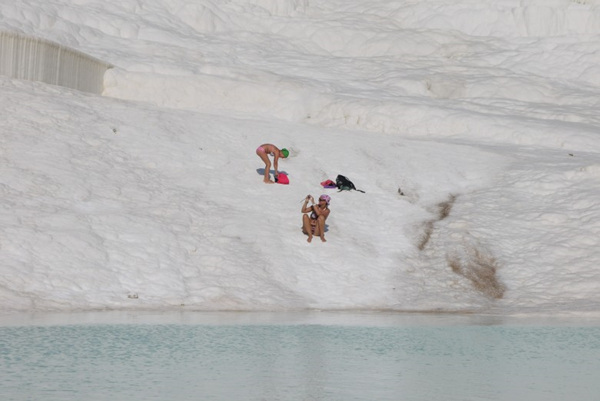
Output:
[{"xmin": 256, "ymin": 143, "xmax": 286, "ymax": 183}]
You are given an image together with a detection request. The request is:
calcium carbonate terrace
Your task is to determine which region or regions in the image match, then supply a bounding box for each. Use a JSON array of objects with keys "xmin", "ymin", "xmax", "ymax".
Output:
[{"xmin": 0, "ymin": 31, "xmax": 111, "ymax": 94}]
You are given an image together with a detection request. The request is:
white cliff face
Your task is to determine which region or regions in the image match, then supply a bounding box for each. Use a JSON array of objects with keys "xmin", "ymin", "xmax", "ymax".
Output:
[{"xmin": 0, "ymin": 0, "xmax": 599, "ymax": 314}]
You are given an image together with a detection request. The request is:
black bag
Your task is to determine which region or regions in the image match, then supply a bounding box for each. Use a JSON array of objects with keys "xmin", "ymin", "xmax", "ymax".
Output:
[{"xmin": 336, "ymin": 174, "xmax": 365, "ymax": 193}]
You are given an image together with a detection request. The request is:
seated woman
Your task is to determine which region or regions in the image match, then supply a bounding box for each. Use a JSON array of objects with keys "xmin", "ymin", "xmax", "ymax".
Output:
[{"xmin": 301, "ymin": 194, "xmax": 331, "ymax": 243}]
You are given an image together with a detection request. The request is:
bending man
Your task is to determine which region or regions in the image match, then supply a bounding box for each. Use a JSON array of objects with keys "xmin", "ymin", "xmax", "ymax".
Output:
[{"xmin": 256, "ymin": 144, "xmax": 289, "ymax": 183}]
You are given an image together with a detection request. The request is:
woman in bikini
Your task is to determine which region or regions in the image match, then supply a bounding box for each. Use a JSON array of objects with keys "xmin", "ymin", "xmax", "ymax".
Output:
[
  {"xmin": 301, "ymin": 194, "xmax": 331, "ymax": 243},
  {"xmin": 256, "ymin": 144, "xmax": 289, "ymax": 183}
]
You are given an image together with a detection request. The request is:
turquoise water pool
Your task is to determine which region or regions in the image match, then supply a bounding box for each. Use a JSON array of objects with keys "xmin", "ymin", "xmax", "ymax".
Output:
[{"xmin": 1, "ymin": 312, "xmax": 599, "ymax": 401}]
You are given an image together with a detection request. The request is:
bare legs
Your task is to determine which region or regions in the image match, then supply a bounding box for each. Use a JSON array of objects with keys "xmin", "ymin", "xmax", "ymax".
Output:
[
  {"xmin": 302, "ymin": 214, "xmax": 313, "ymax": 243},
  {"xmin": 302, "ymin": 215, "xmax": 326, "ymax": 243},
  {"xmin": 316, "ymin": 215, "xmax": 327, "ymax": 242},
  {"xmin": 256, "ymin": 149, "xmax": 274, "ymax": 183}
]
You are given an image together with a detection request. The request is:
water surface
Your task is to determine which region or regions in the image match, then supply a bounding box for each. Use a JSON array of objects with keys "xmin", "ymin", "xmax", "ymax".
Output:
[{"xmin": 1, "ymin": 311, "xmax": 599, "ymax": 401}]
